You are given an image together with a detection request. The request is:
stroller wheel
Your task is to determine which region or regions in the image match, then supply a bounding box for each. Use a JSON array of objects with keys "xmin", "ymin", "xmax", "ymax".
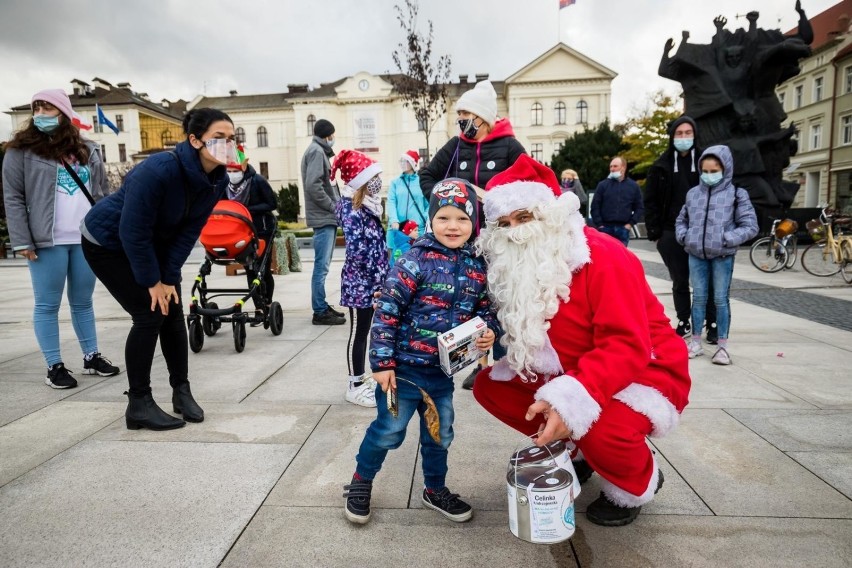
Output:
[
  {"xmin": 269, "ymin": 302, "xmax": 284, "ymax": 336},
  {"xmin": 189, "ymin": 320, "xmax": 204, "ymax": 353},
  {"xmin": 233, "ymin": 321, "xmax": 246, "ymax": 353},
  {"xmin": 202, "ymin": 302, "xmax": 219, "ymax": 336}
]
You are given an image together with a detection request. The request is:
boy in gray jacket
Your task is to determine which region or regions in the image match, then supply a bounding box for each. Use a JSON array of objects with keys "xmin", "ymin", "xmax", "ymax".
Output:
[{"xmin": 676, "ymin": 145, "xmax": 758, "ymax": 365}]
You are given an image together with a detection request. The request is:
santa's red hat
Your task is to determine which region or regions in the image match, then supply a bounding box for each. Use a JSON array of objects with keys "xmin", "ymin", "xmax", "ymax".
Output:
[
  {"xmin": 400, "ymin": 220, "xmax": 419, "ymax": 235},
  {"xmin": 401, "ymin": 150, "xmax": 420, "ymax": 170},
  {"xmin": 331, "ymin": 149, "xmax": 382, "ymax": 189},
  {"xmin": 483, "ymin": 154, "xmax": 562, "ymax": 220}
]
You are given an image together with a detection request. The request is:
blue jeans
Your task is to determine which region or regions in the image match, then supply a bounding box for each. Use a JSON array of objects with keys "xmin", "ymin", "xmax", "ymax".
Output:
[
  {"xmin": 688, "ymin": 255, "xmax": 734, "ymax": 340},
  {"xmin": 28, "ymin": 244, "xmax": 98, "ymax": 366},
  {"xmin": 599, "ymin": 224, "xmax": 630, "ymax": 246},
  {"xmin": 311, "ymin": 225, "xmax": 337, "ymax": 314},
  {"xmin": 356, "ymin": 365, "xmax": 455, "ymax": 489}
]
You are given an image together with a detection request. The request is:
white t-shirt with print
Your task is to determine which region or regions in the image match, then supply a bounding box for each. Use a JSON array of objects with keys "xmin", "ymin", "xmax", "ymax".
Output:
[{"xmin": 53, "ymin": 162, "xmax": 93, "ymax": 245}]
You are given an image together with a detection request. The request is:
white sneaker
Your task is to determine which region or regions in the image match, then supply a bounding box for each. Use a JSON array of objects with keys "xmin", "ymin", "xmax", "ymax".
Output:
[
  {"xmin": 346, "ymin": 379, "xmax": 377, "ymax": 408},
  {"xmin": 711, "ymin": 347, "xmax": 732, "ymax": 366},
  {"xmin": 688, "ymin": 341, "xmax": 704, "ymax": 359}
]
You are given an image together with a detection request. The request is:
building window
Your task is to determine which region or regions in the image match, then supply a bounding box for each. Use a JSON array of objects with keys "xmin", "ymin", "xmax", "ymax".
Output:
[
  {"xmin": 307, "ymin": 114, "xmax": 316, "ymax": 136},
  {"xmin": 417, "ymin": 115, "xmax": 427, "ymax": 131},
  {"xmin": 259, "ymin": 161, "xmax": 269, "ymax": 179},
  {"xmin": 811, "ymin": 123, "xmax": 822, "ymax": 150},
  {"xmin": 92, "ymin": 115, "xmax": 103, "ymax": 133},
  {"xmin": 846, "ymin": 66, "xmax": 852, "ymax": 94},
  {"xmin": 115, "ymin": 114, "xmax": 124, "ymax": 132},
  {"xmin": 257, "ymin": 126, "xmax": 268, "ymax": 147},
  {"xmin": 118, "ymin": 144, "xmax": 126, "ymax": 162},
  {"xmin": 576, "ymin": 100, "xmax": 588, "ymax": 124},
  {"xmin": 235, "ymin": 127, "xmax": 246, "ymax": 145},
  {"xmin": 140, "ymin": 131, "xmax": 149, "ymax": 150},
  {"xmin": 554, "ymin": 101, "xmax": 566, "ymax": 125},
  {"xmin": 419, "ymin": 148, "xmax": 429, "ymax": 167},
  {"xmin": 100, "ymin": 144, "xmax": 106, "ymax": 162},
  {"xmin": 554, "ymin": 141, "xmax": 564, "ymax": 154},
  {"xmin": 814, "ymin": 76, "xmax": 824, "ymax": 102},
  {"xmin": 843, "ymin": 116, "xmax": 852, "ymax": 145},
  {"xmin": 161, "ymin": 129, "xmax": 170, "ymax": 147},
  {"xmin": 794, "ymin": 85, "xmax": 803, "ymax": 108},
  {"xmin": 778, "ymin": 92, "xmax": 785, "ymax": 110},
  {"xmin": 531, "ymin": 102, "xmax": 543, "ymax": 126},
  {"xmin": 531, "ymin": 143, "xmax": 544, "ymax": 162}
]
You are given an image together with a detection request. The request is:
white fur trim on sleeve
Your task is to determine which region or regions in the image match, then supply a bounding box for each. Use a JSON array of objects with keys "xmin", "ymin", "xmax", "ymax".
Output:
[
  {"xmin": 613, "ymin": 384, "xmax": 681, "ymax": 438},
  {"xmin": 600, "ymin": 455, "xmax": 660, "ymax": 507},
  {"xmin": 534, "ymin": 374, "xmax": 601, "ymax": 439}
]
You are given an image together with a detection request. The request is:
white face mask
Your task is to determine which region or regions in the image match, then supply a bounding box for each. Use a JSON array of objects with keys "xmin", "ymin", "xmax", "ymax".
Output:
[
  {"xmin": 227, "ymin": 171, "xmax": 244, "ymax": 185},
  {"xmin": 326, "ymin": 137, "xmax": 335, "ymax": 148}
]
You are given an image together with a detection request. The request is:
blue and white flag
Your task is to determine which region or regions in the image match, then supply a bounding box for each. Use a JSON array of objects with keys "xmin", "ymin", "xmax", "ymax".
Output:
[{"xmin": 96, "ymin": 104, "xmax": 120, "ymax": 135}]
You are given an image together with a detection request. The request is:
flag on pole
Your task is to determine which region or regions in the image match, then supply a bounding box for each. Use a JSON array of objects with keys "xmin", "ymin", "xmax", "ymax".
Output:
[
  {"xmin": 559, "ymin": 0, "xmax": 576, "ymax": 8},
  {"xmin": 96, "ymin": 104, "xmax": 120, "ymax": 135}
]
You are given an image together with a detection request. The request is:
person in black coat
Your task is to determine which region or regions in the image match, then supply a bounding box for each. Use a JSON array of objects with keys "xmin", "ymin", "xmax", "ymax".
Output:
[
  {"xmin": 225, "ymin": 153, "xmax": 278, "ymax": 322},
  {"xmin": 81, "ymin": 108, "xmax": 234, "ymax": 431},
  {"xmin": 644, "ymin": 115, "xmax": 717, "ymax": 341}
]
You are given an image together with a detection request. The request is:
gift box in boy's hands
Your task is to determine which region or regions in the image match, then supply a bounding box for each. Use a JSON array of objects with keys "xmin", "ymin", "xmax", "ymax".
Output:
[{"xmin": 438, "ymin": 316, "xmax": 487, "ymax": 376}]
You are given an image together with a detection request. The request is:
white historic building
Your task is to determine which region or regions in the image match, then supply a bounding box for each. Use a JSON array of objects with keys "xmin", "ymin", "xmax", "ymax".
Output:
[{"xmin": 6, "ymin": 43, "xmax": 615, "ymax": 220}]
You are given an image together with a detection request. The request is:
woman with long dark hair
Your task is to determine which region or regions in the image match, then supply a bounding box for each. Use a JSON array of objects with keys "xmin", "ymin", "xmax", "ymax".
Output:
[
  {"xmin": 3, "ymin": 89, "xmax": 119, "ymax": 389},
  {"xmin": 81, "ymin": 107, "xmax": 235, "ymax": 430}
]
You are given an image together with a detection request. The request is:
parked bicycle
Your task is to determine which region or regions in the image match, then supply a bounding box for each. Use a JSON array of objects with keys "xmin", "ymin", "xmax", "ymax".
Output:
[
  {"xmin": 800, "ymin": 206, "xmax": 852, "ymax": 283},
  {"xmin": 749, "ymin": 217, "xmax": 798, "ymax": 273}
]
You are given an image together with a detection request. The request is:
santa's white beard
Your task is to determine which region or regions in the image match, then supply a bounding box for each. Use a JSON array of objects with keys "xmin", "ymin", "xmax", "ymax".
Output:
[{"xmin": 477, "ymin": 203, "xmax": 581, "ymax": 378}]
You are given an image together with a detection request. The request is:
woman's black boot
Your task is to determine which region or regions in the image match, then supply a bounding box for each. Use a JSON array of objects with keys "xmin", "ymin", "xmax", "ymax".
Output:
[
  {"xmin": 172, "ymin": 382, "xmax": 204, "ymax": 423},
  {"xmin": 125, "ymin": 391, "xmax": 186, "ymax": 430}
]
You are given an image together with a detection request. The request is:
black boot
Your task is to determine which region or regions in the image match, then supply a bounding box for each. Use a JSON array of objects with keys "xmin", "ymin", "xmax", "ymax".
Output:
[
  {"xmin": 172, "ymin": 383, "xmax": 204, "ymax": 423},
  {"xmin": 125, "ymin": 391, "xmax": 185, "ymax": 431}
]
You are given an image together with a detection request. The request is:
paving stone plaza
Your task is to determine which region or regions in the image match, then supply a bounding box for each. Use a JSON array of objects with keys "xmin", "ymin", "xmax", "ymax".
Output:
[{"xmin": 1, "ymin": 240, "xmax": 850, "ymax": 567}]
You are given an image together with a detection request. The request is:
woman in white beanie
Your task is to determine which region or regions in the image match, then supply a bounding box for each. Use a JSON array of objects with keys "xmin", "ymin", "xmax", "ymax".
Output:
[
  {"xmin": 419, "ymin": 79, "xmax": 526, "ymax": 391},
  {"xmin": 420, "ymin": 80, "xmax": 526, "ymax": 203}
]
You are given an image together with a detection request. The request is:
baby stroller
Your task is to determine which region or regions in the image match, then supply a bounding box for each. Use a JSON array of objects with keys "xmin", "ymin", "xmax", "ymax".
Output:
[{"xmin": 187, "ymin": 200, "xmax": 283, "ymax": 353}]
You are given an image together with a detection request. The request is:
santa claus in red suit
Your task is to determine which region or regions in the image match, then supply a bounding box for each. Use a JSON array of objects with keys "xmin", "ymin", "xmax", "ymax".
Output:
[{"xmin": 472, "ymin": 154, "xmax": 691, "ymax": 527}]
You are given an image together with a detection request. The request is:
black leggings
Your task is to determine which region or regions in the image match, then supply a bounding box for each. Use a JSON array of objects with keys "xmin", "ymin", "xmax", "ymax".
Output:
[
  {"xmin": 346, "ymin": 307, "xmax": 374, "ymax": 377},
  {"xmin": 245, "ymin": 267, "xmax": 274, "ymax": 310},
  {"xmin": 82, "ymin": 238, "xmax": 188, "ymax": 396}
]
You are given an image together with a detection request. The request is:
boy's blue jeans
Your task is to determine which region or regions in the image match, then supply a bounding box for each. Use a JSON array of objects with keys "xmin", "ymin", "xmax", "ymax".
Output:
[
  {"xmin": 355, "ymin": 365, "xmax": 455, "ymax": 490},
  {"xmin": 688, "ymin": 254, "xmax": 734, "ymax": 340},
  {"xmin": 28, "ymin": 244, "xmax": 98, "ymax": 366}
]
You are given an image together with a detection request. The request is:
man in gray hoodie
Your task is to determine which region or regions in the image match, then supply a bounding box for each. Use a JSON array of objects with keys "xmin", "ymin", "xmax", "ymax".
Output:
[{"xmin": 301, "ymin": 119, "xmax": 345, "ymax": 325}]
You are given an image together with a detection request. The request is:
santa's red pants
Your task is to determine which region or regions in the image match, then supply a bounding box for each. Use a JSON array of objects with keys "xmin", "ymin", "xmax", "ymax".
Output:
[{"xmin": 474, "ymin": 371, "xmax": 656, "ymax": 499}]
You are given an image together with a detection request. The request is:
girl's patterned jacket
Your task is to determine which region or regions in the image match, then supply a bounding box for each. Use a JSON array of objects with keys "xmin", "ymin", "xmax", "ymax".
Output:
[{"xmin": 336, "ymin": 197, "xmax": 388, "ymax": 308}]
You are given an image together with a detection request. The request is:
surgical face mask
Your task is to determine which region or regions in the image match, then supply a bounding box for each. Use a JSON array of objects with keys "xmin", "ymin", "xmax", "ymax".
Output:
[
  {"xmin": 366, "ymin": 176, "xmax": 382, "ymax": 196},
  {"xmin": 34, "ymin": 114, "xmax": 60, "ymax": 133},
  {"xmin": 458, "ymin": 118, "xmax": 478, "ymax": 138},
  {"xmin": 673, "ymin": 138, "xmax": 694, "ymax": 152},
  {"xmin": 327, "ymin": 137, "xmax": 335, "ymax": 148},
  {"xmin": 608, "ymin": 171, "xmax": 622, "ymax": 180},
  {"xmin": 227, "ymin": 171, "xmax": 244, "ymax": 185},
  {"xmin": 700, "ymin": 172, "xmax": 724, "ymax": 187},
  {"xmin": 204, "ymin": 138, "xmax": 237, "ymax": 165}
]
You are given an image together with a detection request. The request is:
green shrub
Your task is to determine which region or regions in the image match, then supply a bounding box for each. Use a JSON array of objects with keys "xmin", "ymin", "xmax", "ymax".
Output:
[{"xmin": 276, "ymin": 183, "xmax": 301, "ymax": 223}]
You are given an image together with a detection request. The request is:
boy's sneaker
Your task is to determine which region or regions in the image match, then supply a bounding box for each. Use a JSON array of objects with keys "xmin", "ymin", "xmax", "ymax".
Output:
[
  {"xmin": 675, "ymin": 320, "xmax": 691, "ymax": 338},
  {"xmin": 421, "ymin": 487, "xmax": 473, "ymax": 522},
  {"xmin": 45, "ymin": 363, "xmax": 77, "ymax": 389},
  {"xmin": 687, "ymin": 341, "xmax": 703, "ymax": 359},
  {"xmin": 82, "ymin": 353, "xmax": 120, "ymax": 376},
  {"xmin": 343, "ymin": 477, "xmax": 373, "ymax": 524},
  {"xmin": 706, "ymin": 323, "xmax": 718, "ymax": 345},
  {"xmin": 711, "ymin": 347, "xmax": 732, "ymax": 366},
  {"xmin": 345, "ymin": 379, "xmax": 377, "ymax": 408},
  {"xmin": 461, "ymin": 364, "xmax": 482, "ymax": 390}
]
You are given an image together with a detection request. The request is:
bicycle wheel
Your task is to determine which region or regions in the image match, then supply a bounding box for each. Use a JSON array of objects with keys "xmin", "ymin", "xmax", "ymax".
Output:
[
  {"xmin": 801, "ymin": 242, "xmax": 841, "ymax": 276},
  {"xmin": 784, "ymin": 235, "xmax": 798, "ymax": 269},
  {"xmin": 840, "ymin": 240, "xmax": 852, "ymax": 284},
  {"xmin": 749, "ymin": 237, "xmax": 787, "ymax": 273}
]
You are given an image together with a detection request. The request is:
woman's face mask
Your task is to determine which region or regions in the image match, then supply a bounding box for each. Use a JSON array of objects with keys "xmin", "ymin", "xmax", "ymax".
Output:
[
  {"xmin": 458, "ymin": 118, "xmax": 479, "ymax": 138},
  {"xmin": 203, "ymin": 138, "xmax": 237, "ymax": 165},
  {"xmin": 227, "ymin": 170, "xmax": 244, "ymax": 185},
  {"xmin": 366, "ymin": 176, "xmax": 382, "ymax": 196},
  {"xmin": 561, "ymin": 178, "xmax": 575, "ymax": 189},
  {"xmin": 34, "ymin": 115, "xmax": 60, "ymax": 133}
]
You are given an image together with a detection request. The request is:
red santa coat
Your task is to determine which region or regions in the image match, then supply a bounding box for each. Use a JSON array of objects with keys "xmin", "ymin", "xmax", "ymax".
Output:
[{"xmin": 474, "ymin": 227, "xmax": 691, "ymax": 504}]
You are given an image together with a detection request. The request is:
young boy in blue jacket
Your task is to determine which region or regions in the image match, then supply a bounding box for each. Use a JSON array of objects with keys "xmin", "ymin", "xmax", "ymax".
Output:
[{"xmin": 343, "ymin": 178, "xmax": 499, "ymax": 525}]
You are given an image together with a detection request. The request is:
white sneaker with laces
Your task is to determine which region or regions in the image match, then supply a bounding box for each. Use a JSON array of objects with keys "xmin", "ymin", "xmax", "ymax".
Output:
[
  {"xmin": 688, "ymin": 341, "xmax": 704, "ymax": 359},
  {"xmin": 346, "ymin": 379, "xmax": 377, "ymax": 408},
  {"xmin": 711, "ymin": 347, "xmax": 732, "ymax": 365}
]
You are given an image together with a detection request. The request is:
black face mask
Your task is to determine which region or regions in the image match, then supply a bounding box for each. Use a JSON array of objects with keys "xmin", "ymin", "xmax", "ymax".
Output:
[{"xmin": 458, "ymin": 118, "xmax": 479, "ymax": 138}]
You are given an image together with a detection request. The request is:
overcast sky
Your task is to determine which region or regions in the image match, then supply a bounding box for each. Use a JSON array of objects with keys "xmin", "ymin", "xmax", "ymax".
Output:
[{"xmin": 0, "ymin": 0, "xmax": 837, "ymax": 141}]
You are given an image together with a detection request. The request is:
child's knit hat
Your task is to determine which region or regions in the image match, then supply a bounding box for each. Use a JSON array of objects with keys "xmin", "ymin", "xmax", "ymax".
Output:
[
  {"xmin": 428, "ymin": 177, "xmax": 479, "ymax": 233},
  {"xmin": 400, "ymin": 220, "xmax": 419, "ymax": 236}
]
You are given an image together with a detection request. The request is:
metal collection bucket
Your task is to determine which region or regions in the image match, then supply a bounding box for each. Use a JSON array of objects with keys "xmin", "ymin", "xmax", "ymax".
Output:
[{"xmin": 506, "ymin": 438, "xmax": 577, "ymax": 544}]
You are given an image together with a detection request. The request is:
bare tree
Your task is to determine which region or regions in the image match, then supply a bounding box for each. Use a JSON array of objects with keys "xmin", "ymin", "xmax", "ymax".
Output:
[{"xmin": 390, "ymin": 0, "xmax": 451, "ymax": 160}]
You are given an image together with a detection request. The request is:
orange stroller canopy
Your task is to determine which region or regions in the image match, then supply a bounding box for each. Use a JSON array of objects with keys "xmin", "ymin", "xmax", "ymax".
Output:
[{"xmin": 200, "ymin": 200, "xmax": 266, "ymax": 260}]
